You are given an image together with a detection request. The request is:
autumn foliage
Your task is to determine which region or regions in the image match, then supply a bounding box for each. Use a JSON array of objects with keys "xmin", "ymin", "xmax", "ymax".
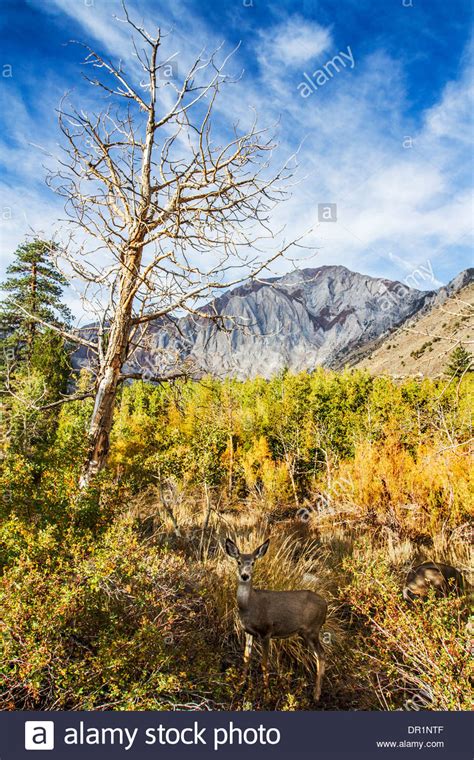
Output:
[{"xmin": 1, "ymin": 369, "xmax": 472, "ymax": 710}]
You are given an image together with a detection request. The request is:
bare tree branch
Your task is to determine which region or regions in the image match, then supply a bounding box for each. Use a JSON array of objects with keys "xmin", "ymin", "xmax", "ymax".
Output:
[
  {"xmin": 39, "ymin": 6, "xmax": 302, "ymax": 488},
  {"xmin": 12, "ymin": 301, "xmax": 99, "ymax": 353}
]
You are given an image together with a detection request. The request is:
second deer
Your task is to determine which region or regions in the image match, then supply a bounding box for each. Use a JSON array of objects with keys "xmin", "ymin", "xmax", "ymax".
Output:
[
  {"xmin": 403, "ymin": 561, "xmax": 465, "ymax": 603},
  {"xmin": 225, "ymin": 537, "xmax": 327, "ymax": 701}
]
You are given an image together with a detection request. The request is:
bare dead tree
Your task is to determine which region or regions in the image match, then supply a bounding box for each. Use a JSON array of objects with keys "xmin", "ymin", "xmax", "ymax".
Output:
[{"xmin": 40, "ymin": 8, "xmax": 300, "ymax": 489}]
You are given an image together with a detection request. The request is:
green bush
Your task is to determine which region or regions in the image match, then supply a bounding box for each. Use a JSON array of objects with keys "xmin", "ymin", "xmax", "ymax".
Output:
[
  {"xmin": 0, "ymin": 515, "xmax": 230, "ymax": 710},
  {"xmin": 342, "ymin": 542, "xmax": 471, "ymax": 711}
]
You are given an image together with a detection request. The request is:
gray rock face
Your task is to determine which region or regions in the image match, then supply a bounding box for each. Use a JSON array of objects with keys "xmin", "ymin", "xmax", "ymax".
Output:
[
  {"xmin": 131, "ymin": 266, "xmax": 433, "ymax": 379},
  {"xmin": 430, "ymin": 267, "xmax": 474, "ymax": 308}
]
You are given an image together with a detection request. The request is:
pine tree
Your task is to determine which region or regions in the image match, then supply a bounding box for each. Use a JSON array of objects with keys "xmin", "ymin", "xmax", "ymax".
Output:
[
  {"xmin": 446, "ymin": 345, "xmax": 472, "ymax": 377},
  {"xmin": 1, "ymin": 241, "xmax": 73, "ymax": 455},
  {"xmin": 0, "ymin": 239, "xmax": 72, "ymax": 361}
]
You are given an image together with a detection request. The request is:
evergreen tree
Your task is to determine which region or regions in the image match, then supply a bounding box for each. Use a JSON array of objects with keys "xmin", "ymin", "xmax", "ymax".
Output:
[
  {"xmin": 0, "ymin": 239, "xmax": 72, "ymax": 362},
  {"xmin": 0, "ymin": 241, "xmax": 73, "ymax": 456},
  {"xmin": 445, "ymin": 345, "xmax": 472, "ymax": 377}
]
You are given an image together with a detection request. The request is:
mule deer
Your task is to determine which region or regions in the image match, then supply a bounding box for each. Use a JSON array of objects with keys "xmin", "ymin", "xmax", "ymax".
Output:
[
  {"xmin": 225, "ymin": 537, "xmax": 327, "ymax": 701},
  {"xmin": 403, "ymin": 561, "xmax": 464, "ymax": 603}
]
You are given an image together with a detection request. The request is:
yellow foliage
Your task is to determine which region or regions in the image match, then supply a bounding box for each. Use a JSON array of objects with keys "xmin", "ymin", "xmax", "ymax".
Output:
[
  {"xmin": 240, "ymin": 437, "xmax": 292, "ymax": 504},
  {"xmin": 328, "ymin": 431, "xmax": 472, "ymax": 532}
]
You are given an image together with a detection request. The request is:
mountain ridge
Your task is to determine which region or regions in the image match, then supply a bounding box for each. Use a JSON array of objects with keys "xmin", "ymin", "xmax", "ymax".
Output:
[
  {"xmin": 126, "ymin": 265, "xmax": 439, "ymax": 379},
  {"xmin": 74, "ymin": 265, "xmax": 473, "ymax": 380},
  {"xmin": 353, "ymin": 271, "xmax": 474, "ymax": 376}
]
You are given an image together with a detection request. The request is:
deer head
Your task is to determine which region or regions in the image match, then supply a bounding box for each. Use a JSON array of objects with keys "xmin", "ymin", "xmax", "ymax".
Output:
[{"xmin": 225, "ymin": 537, "xmax": 270, "ymax": 584}]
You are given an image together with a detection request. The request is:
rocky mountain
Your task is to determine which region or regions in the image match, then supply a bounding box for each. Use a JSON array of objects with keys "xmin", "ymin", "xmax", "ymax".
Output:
[
  {"xmin": 429, "ymin": 267, "xmax": 474, "ymax": 308},
  {"xmin": 74, "ymin": 265, "xmax": 474, "ymax": 380},
  {"xmin": 124, "ymin": 266, "xmax": 440, "ymax": 380},
  {"xmin": 354, "ymin": 272, "xmax": 474, "ymax": 377}
]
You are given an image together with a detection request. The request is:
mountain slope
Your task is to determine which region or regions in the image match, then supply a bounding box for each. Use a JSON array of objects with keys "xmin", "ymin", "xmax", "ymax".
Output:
[
  {"xmin": 128, "ymin": 266, "xmax": 433, "ymax": 379},
  {"xmin": 354, "ymin": 275, "xmax": 474, "ymax": 377}
]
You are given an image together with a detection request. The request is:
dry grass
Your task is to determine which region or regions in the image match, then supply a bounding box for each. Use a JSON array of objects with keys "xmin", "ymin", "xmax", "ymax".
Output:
[
  {"xmin": 356, "ymin": 281, "xmax": 474, "ymax": 377},
  {"xmin": 126, "ymin": 484, "xmax": 472, "ymax": 711},
  {"xmin": 2, "ymin": 484, "xmax": 470, "ymax": 711}
]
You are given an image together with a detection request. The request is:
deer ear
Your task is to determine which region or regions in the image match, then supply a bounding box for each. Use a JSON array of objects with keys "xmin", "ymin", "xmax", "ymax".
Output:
[
  {"xmin": 254, "ymin": 538, "xmax": 270, "ymax": 559},
  {"xmin": 225, "ymin": 538, "xmax": 240, "ymax": 559}
]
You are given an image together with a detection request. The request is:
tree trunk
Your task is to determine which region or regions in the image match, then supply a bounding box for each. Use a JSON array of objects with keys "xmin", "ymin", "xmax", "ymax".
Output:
[
  {"xmin": 27, "ymin": 260, "xmax": 37, "ymax": 358},
  {"xmin": 79, "ymin": 250, "xmax": 140, "ymax": 489}
]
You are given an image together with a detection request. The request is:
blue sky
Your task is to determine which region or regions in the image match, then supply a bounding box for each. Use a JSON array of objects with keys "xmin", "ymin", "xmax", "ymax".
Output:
[{"xmin": 0, "ymin": 0, "xmax": 472, "ymax": 320}]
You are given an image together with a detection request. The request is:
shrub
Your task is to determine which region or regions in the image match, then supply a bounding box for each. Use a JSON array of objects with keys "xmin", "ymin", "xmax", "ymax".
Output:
[
  {"xmin": 342, "ymin": 542, "xmax": 471, "ymax": 710},
  {"xmin": 315, "ymin": 431, "xmax": 472, "ymax": 534},
  {"xmin": 0, "ymin": 515, "xmax": 230, "ymax": 710}
]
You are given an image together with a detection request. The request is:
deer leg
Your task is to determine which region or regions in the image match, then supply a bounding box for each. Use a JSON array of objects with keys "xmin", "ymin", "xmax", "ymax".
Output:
[
  {"xmin": 261, "ymin": 637, "xmax": 270, "ymax": 694},
  {"xmin": 241, "ymin": 633, "xmax": 253, "ymax": 683},
  {"xmin": 309, "ymin": 635, "xmax": 325, "ymax": 702}
]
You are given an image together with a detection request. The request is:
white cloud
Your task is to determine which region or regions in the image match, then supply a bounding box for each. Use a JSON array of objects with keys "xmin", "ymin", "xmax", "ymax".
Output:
[
  {"xmin": 2, "ymin": 4, "xmax": 473, "ymax": 320},
  {"xmin": 28, "ymin": 0, "xmax": 138, "ymax": 58},
  {"xmin": 258, "ymin": 16, "xmax": 333, "ymax": 68},
  {"xmin": 251, "ymin": 40, "xmax": 473, "ymax": 284},
  {"xmin": 423, "ymin": 47, "xmax": 474, "ymax": 146}
]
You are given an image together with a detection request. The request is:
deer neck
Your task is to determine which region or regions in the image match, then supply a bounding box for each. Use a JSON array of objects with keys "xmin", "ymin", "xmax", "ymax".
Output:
[{"xmin": 237, "ymin": 579, "xmax": 254, "ymax": 612}]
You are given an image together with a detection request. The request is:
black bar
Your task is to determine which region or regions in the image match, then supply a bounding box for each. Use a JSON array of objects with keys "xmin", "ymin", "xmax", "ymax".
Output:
[{"xmin": 1, "ymin": 710, "xmax": 472, "ymax": 759}]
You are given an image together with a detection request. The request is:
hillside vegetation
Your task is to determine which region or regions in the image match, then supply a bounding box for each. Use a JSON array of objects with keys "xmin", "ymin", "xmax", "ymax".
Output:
[
  {"xmin": 1, "ymin": 368, "xmax": 472, "ymax": 711},
  {"xmin": 356, "ymin": 283, "xmax": 474, "ymax": 377}
]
